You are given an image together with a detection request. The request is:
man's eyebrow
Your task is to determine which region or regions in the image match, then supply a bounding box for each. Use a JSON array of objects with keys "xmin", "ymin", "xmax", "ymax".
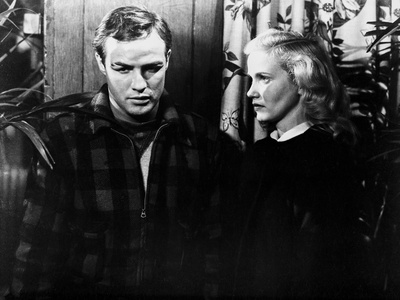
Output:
[
  {"xmin": 111, "ymin": 62, "xmax": 131, "ymax": 67},
  {"xmin": 110, "ymin": 61, "xmax": 165, "ymax": 67},
  {"xmin": 143, "ymin": 61, "xmax": 165, "ymax": 67}
]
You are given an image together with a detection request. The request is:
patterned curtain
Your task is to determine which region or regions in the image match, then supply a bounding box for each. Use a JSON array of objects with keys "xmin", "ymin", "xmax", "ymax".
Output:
[{"xmin": 220, "ymin": 0, "xmax": 400, "ymax": 145}]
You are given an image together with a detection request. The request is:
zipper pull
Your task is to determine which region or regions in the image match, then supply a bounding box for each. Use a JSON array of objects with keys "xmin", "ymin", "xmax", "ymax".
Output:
[{"xmin": 141, "ymin": 209, "xmax": 146, "ymax": 219}]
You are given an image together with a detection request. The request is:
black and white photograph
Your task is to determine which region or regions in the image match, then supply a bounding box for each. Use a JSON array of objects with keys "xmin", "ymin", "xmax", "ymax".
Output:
[{"xmin": 0, "ymin": 0, "xmax": 399, "ymax": 299}]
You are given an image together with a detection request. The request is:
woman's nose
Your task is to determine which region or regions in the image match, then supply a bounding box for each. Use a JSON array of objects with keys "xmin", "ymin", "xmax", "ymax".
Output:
[{"xmin": 247, "ymin": 82, "xmax": 258, "ymax": 98}]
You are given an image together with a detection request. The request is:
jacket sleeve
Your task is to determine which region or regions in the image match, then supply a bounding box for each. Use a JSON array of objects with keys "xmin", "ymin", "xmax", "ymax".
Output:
[{"xmin": 9, "ymin": 155, "xmax": 72, "ymax": 299}]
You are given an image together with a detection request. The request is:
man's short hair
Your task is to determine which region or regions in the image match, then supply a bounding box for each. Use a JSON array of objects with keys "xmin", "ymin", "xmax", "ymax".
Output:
[{"xmin": 93, "ymin": 5, "xmax": 172, "ymax": 62}]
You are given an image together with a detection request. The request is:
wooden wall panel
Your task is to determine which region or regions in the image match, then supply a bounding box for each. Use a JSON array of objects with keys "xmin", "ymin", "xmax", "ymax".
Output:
[
  {"xmin": 43, "ymin": 0, "xmax": 54, "ymax": 98},
  {"xmin": 82, "ymin": 0, "xmax": 107, "ymax": 93},
  {"xmin": 146, "ymin": 0, "xmax": 193, "ymax": 110},
  {"xmin": 45, "ymin": 0, "xmax": 84, "ymax": 99},
  {"xmin": 45, "ymin": 0, "xmax": 222, "ymax": 121},
  {"xmin": 193, "ymin": 0, "xmax": 223, "ymax": 123}
]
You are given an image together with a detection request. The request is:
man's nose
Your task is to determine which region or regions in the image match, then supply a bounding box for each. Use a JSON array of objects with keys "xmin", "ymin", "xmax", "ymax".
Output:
[{"xmin": 130, "ymin": 70, "xmax": 147, "ymax": 92}]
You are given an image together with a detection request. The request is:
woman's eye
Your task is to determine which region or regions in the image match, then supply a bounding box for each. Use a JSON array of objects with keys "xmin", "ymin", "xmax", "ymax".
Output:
[{"xmin": 260, "ymin": 75, "xmax": 270, "ymax": 82}]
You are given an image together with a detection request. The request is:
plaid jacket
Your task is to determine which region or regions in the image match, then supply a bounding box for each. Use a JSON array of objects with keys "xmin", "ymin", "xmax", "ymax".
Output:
[{"xmin": 10, "ymin": 85, "xmax": 221, "ymax": 298}]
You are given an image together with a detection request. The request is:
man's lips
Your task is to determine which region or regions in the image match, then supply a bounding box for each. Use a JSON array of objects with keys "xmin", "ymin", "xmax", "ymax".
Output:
[{"xmin": 128, "ymin": 96, "xmax": 150, "ymax": 104}]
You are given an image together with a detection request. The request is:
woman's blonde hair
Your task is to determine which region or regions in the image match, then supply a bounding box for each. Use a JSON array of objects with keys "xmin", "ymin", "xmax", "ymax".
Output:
[{"xmin": 245, "ymin": 28, "xmax": 356, "ymax": 143}]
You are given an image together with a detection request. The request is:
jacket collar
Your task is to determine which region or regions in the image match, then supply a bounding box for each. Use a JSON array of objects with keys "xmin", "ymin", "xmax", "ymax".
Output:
[{"xmin": 87, "ymin": 84, "xmax": 190, "ymax": 146}]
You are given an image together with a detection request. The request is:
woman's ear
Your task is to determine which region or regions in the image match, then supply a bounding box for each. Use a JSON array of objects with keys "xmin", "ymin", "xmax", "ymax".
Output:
[
  {"xmin": 95, "ymin": 52, "xmax": 106, "ymax": 75},
  {"xmin": 298, "ymin": 86, "xmax": 306, "ymax": 97},
  {"xmin": 298, "ymin": 87, "xmax": 306, "ymax": 102}
]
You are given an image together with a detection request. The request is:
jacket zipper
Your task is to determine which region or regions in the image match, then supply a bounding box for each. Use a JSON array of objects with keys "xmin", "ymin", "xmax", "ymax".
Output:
[
  {"xmin": 111, "ymin": 123, "xmax": 170, "ymax": 218},
  {"xmin": 112, "ymin": 123, "xmax": 170, "ymax": 285},
  {"xmin": 139, "ymin": 122, "xmax": 170, "ymax": 219}
]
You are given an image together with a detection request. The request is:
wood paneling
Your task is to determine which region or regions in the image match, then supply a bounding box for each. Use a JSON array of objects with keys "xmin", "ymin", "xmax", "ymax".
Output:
[
  {"xmin": 44, "ymin": 0, "xmax": 223, "ymax": 122},
  {"xmin": 45, "ymin": 0, "xmax": 84, "ymax": 99},
  {"xmin": 193, "ymin": 0, "xmax": 223, "ymax": 122},
  {"xmin": 43, "ymin": 0, "xmax": 54, "ymax": 98},
  {"xmin": 147, "ymin": 0, "xmax": 193, "ymax": 111}
]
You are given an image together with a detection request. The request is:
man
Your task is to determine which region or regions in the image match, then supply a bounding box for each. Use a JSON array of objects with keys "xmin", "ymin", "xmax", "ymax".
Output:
[{"xmin": 8, "ymin": 6, "xmax": 220, "ymax": 299}]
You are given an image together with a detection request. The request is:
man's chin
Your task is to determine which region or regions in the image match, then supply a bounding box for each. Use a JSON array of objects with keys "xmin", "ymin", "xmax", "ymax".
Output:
[{"xmin": 127, "ymin": 108, "xmax": 157, "ymax": 123}]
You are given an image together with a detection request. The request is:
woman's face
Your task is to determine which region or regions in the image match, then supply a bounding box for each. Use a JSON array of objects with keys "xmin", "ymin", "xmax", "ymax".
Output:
[{"xmin": 246, "ymin": 51, "xmax": 306, "ymax": 133}]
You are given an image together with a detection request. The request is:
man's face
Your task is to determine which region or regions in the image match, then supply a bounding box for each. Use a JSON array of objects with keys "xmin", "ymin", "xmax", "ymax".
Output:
[{"xmin": 96, "ymin": 32, "xmax": 171, "ymax": 122}]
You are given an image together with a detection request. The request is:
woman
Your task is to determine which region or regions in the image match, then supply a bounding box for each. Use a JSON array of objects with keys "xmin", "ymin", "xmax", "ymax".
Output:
[{"xmin": 231, "ymin": 29, "xmax": 369, "ymax": 298}]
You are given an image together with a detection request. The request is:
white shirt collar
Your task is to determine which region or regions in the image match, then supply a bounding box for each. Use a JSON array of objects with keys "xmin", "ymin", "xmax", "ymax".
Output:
[{"xmin": 270, "ymin": 122, "xmax": 312, "ymax": 142}]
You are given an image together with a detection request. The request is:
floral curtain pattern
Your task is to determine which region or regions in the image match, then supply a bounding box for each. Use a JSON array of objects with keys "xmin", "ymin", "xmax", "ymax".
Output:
[
  {"xmin": 220, "ymin": 0, "xmax": 399, "ymax": 144},
  {"xmin": 221, "ymin": 1, "xmax": 252, "ymax": 145}
]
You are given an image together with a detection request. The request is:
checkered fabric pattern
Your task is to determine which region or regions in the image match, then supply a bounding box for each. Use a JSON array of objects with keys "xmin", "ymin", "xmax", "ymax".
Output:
[{"xmin": 10, "ymin": 85, "xmax": 221, "ymax": 298}]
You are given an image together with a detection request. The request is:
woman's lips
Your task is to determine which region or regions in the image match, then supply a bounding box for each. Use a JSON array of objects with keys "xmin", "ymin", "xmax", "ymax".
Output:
[{"xmin": 253, "ymin": 103, "xmax": 264, "ymax": 109}]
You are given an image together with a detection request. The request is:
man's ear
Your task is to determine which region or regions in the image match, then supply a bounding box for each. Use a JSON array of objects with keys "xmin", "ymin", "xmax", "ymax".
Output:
[
  {"xmin": 95, "ymin": 52, "xmax": 106, "ymax": 75},
  {"xmin": 165, "ymin": 49, "xmax": 171, "ymax": 70}
]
